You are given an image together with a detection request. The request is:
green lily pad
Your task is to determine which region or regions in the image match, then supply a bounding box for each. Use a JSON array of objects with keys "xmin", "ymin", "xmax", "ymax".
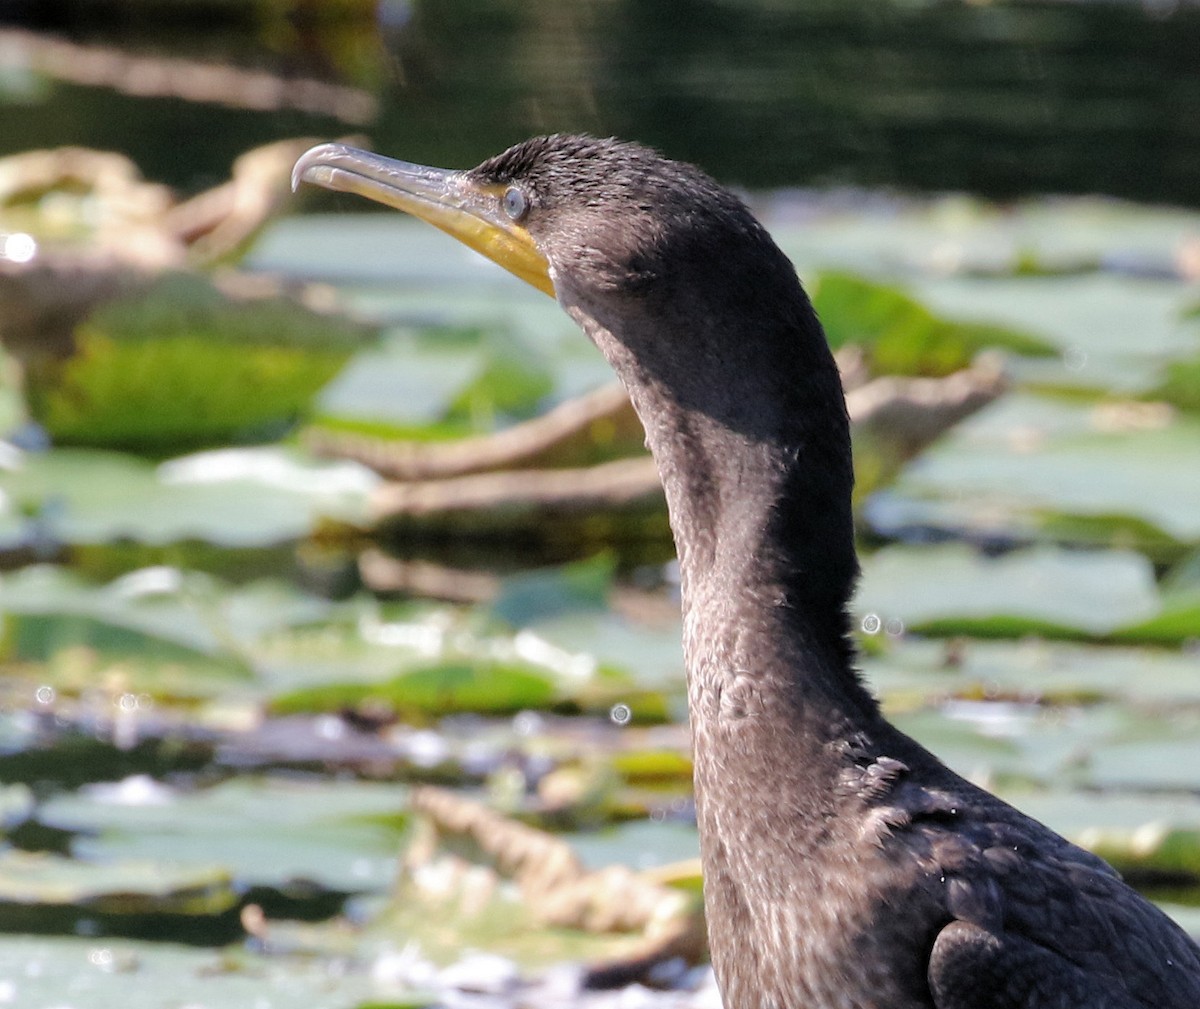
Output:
[
  {"xmin": 1112, "ymin": 598, "xmax": 1200, "ymax": 645},
  {"xmin": 877, "ymin": 393, "xmax": 1200, "ymax": 554},
  {"xmin": 526, "ymin": 608, "xmax": 686, "ymax": 691},
  {"xmin": 0, "ymin": 564, "xmax": 239, "ymax": 664},
  {"xmin": 1151, "ymin": 354, "xmax": 1200, "ymax": 414},
  {"xmin": 1083, "ymin": 824, "xmax": 1200, "ymax": 883},
  {"xmin": 0, "ymin": 566, "xmax": 402, "ymax": 706},
  {"xmin": 812, "ymin": 271, "xmax": 1055, "ymax": 376},
  {"xmin": 863, "ymin": 637, "xmax": 1200, "ymax": 709},
  {"xmin": 271, "ymin": 660, "xmax": 558, "ymax": 718},
  {"xmin": 0, "ymin": 851, "xmax": 235, "ymax": 913},
  {"xmin": 856, "ymin": 543, "xmax": 1163, "ymax": 640},
  {"xmin": 42, "ymin": 776, "xmax": 407, "ymax": 894},
  {"xmin": 446, "ymin": 330, "xmax": 555, "ymax": 426},
  {"xmin": 893, "ymin": 700, "xmax": 1200, "ymax": 795},
  {"xmin": 910, "ymin": 274, "xmax": 1198, "ymax": 392},
  {"xmin": 0, "ymin": 934, "xmax": 392, "ymax": 1009},
  {"xmin": 773, "ymin": 196, "xmax": 1200, "ymax": 285},
  {"xmin": 254, "ymin": 216, "xmax": 612, "ymax": 431},
  {"xmin": 316, "ymin": 326, "xmax": 514, "ymax": 436},
  {"xmin": 0, "ymin": 849, "xmax": 240, "ymax": 940},
  {"xmin": 0, "ymin": 563, "xmax": 342, "ymax": 662},
  {"xmin": 490, "ymin": 554, "xmax": 616, "ymax": 627},
  {"xmin": 0, "ymin": 444, "xmax": 373, "ymax": 548},
  {"xmin": 24, "ymin": 273, "xmax": 376, "ymax": 453},
  {"xmin": 1083, "ymin": 728, "xmax": 1200, "ymax": 793}
]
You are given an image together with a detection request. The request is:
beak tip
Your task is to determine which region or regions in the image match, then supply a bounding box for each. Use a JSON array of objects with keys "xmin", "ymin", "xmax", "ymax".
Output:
[
  {"xmin": 291, "ymin": 146, "xmax": 317, "ymax": 194},
  {"xmin": 291, "ymin": 142, "xmax": 349, "ymax": 194}
]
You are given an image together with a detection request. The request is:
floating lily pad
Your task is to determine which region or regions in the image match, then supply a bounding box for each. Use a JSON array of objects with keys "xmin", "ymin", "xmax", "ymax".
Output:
[
  {"xmin": 23, "ymin": 273, "xmax": 377, "ymax": 453},
  {"xmin": 42, "ymin": 776, "xmax": 406, "ymax": 895},
  {"xmin": 0, "ymin": 564, "xmax": 241, "ymax": 664},
  {"xmin": 0, "ymin": 563, "xmax": 342, "ymax": 664},
  {"xmin": 874, "ymin": 393, "xmax": 1200, "ymax": 555},
  {"xmin": 489, "ymin": 554, "xmax": 616, "ymax": 627},
  {"xmin": 863, "ymin": 637, "xmax": 1200, "ymax": 708},
  {"xmin": 1082, "ymin": 824, "xmax": 1200, "ymax": 884},
  {"xmin": 446, "ymin": 330, "xmax": 555, "ymax": 426},
  {"xmin": 253, "ymin": 216, "xmax": 611, "ymax": 430},
  {"xmin": 0, "ymin": 849, "xmax": 240, "ymax": 940},
  {"xmin": 910, "ymin": 274, "xmax": 1198, "ymax": 392},
  {"xmin": 812, "ymin": 271, "xmax": 1055, "ymax": 376},
  {"xmin": 772, "ymin": 196, "xmax": 1200, "ymax": 283},
  {"xmin": 0, "ymin": 565, "xmax": 394, "ymax": 707},
  {"xmin": 270, "ymin": 660, "xmax": 559, "ymax": 718},
  {"xmin": 315, "ymin": 326, "xmax": 526, "ymax": 437},
  {"xmin": 893, "ymin": 700, "xmax": 1200, "ymax": 796},
  {"xmin": 526, "ymin": 608, "xmax": 685, "ymax": 691},
  {"xmin": 0, "ymin": 934, "xmax": 391, "ymax": 1009},
  {"xmin": 856, "ymin": 543, "xmax": 1164, "ymax": 640},
  {"xmin": 0, "ymin": 444, "xmax": 374, "ymax": 549},
  {"xmin": 1151, "ymin": 354, "xmax": 1200, "ymax": 414}
]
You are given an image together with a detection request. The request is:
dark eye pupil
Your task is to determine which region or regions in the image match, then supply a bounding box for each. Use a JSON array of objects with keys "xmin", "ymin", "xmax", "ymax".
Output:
[{"xmin": 503, "ymin": 186, "xmax": 528, "ymax": 220}]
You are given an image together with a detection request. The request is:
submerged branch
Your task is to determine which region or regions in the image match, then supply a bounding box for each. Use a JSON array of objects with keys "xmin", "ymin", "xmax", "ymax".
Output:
[
  {"xmin": 335, "ymin": 358, "xmax": 1006, "ymax": 537},
  {"xmin": 0, "ymin": 28, "xmax": 376, "ymax": 123},
  {"xmin": 405, "ymin": 787, "xmax": 706, "ymax": 987}
]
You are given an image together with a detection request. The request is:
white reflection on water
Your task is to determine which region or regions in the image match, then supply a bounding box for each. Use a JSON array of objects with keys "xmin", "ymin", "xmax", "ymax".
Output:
[{"xmin": 158, "ymin": 447, "xmax": 379, "ymax": 496}]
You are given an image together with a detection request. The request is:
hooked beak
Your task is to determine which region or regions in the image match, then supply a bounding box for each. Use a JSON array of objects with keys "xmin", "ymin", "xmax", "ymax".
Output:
[{"xmin": 292, "ymin": 143, "xmax": 554, "ymax": 297}]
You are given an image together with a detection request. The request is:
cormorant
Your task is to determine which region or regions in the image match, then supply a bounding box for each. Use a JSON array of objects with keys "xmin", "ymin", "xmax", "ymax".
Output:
[{"xmin": 293, "ymin": 136, "xmax": 1200, "ymax": 1009}]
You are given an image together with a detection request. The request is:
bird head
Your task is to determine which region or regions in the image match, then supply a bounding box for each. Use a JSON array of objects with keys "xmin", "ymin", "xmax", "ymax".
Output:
[{"xmin": 291, "ymin": 135, "xmax": 781, "ymax": 310}]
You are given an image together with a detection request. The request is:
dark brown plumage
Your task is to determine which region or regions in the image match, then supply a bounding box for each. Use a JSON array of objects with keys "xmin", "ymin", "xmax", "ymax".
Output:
[{"xmin": 296, "ymin": 135, "xmax": 1200, "ymax": 1009}]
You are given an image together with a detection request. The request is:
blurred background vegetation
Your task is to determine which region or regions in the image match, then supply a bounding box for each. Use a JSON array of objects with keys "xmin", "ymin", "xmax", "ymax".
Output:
[{"xmin": 0, "ymin": 3, "xmax": 1198, "ymax": 1008}]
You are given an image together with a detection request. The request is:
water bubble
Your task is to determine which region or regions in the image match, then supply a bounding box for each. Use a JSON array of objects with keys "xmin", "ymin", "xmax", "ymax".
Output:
[
  {"xmin": 117, "ymin": 693, "xmax": 138, "ymax": 712},
  {"xmin": 87, "ymin": 947, "xmax": 114, "ymax": 969},
  {"xmin": 34, "ymin": 685, "xmax": 55, "ymax": 705},
  {"xmin": 884, "ymin": 617, "xmax": 905, "ymax": 638},
  {"xmin": 1, "ymin": 232, "xmax": 36, "ymax": 264},
  {"xmin": 315, "ymin": 714, "xmax": 346, "ymax": 740},
  {"xmin": 1063, "ymin": 347, "xmax": 1088, "ymax": 372},
  {"xmin": 861, "ymin": 613, "xmax": 882, "ymax": 635},
  {"xmin": 610, "ymin": 703, "xmax": 632, "ymax": 726},
  {"xmin": 512, "ymin": 710, "xmax": 542, "ymax": 736}
]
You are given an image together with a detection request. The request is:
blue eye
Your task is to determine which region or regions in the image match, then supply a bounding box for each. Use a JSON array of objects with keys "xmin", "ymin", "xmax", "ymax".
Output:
[{"xmin": 502, "ymin": 186, "xmax": 528, "ymax": 221}]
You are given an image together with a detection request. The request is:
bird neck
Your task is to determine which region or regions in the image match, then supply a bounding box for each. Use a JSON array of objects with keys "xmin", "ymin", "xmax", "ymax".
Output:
[{"xmin": 562, "ymin": 281, "xmax": 880, "ymax": 742}]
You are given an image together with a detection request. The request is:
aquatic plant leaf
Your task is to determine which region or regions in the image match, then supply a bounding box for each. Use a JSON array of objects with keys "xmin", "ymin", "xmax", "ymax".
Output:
[
  {"xmin": 910, "ymin": 274, "xmax": 1197, "ymax": 393},
  {"xmin": 856, "ymin": 543, "xmax": 1162, "ymax": 640},
  {"xmin": 863, "ymin": 637, "xmax": 1200, "ymax": 709},
  {"xmin": 0, "ymin": 849, "xmax": 240, "ymax": 941},
  {"xmin": 489, "ymin": 554, "xmax": 616, "ymax": 627},
  {"xmin": 876, "ymin": 393, "xmax": 1200, "ymax": 554},
  {"xmin": 1150, "ymin": 355, "xmax": 1200, "ymax": 414},
  {"xmin": 23, "ymin": 273, "xmax": 375, "ymax": 452},
  {"xmin": 0, "ymin": 934, "xmax": 391, "ymax": 1009},
  {"xmin": 1, "ymin": 445, "xmax": 372, "ymax": 549},
  {"xmin": 43, "ymin": 776, "xmax": 407, "ymax": 894},
  {"xmin": 445, "ymin": 332, "xmax": 554, "ymax": 426},
  {"xmin": 270, "ymin": 660, "xmax": 558, "ymax": 717},
  {"xmin": 812, "ymin": 271, "xmax": 1054, "ymax": 376}
]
